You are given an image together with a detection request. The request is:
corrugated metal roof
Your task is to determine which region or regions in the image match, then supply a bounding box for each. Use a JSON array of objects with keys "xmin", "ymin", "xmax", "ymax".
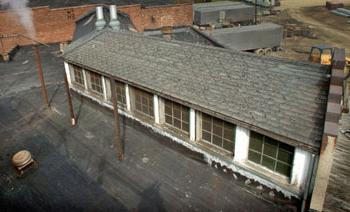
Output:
[{"xmin": 202, "ymin": 23, "xmax": 283, "ymax": 51}]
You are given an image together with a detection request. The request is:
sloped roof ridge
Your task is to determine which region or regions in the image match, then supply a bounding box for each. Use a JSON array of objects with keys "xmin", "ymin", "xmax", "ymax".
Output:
[
  {"xmin": 101, "ymin": 29, "xmax": 327, "ymax": 71},
  {"xmin": 63, "ymin": 29, "xmax": 108, "ymax": 56}
]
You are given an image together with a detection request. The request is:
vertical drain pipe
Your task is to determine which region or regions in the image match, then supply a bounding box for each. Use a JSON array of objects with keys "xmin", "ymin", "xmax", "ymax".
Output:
[
  {"xmin": 95, "ymin": 6, "xmax": 106, "ymax": 31},
  {"xmin": 301, "ymin": 154, "xmax": 316, "ymax": 212}
]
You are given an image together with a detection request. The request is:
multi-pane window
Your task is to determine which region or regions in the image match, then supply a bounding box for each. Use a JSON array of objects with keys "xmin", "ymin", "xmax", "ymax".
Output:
[
  {"xmin": 201, "ymin": 113, "xmax": 236, "ymax": 153},
  {"xmin": 115, "ymin": 81, "xmax": 126, "ymax": 106},
  {"xmin": 164, "ymin": 99, "xmax": 189, "ymax": 133},
  {"xmin": 89, "ymin": 71, "xmax": 103, "ymax": 94},
  {"xmin": 248, "ymin": 131, "xmax": 294, "ymax": 177},
  {"xmin": 134, "ymin": 88, "xmax": 154, "ymax": 117},
  {"xmin": 73, "ymin": 65, "xmax": 84, "ymax": 86}
]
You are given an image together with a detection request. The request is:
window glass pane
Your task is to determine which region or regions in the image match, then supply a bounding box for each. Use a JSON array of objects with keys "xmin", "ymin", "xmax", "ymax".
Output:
[
  {"xmin": 212, "ymin": 135, "xmax": 222, "ymax": 147},
  {"xmin": 213, "ymin": 123, "xmax": 223, "ymax": 136},
  {"xmin": 164, "ymin": 100, "xmax": 171, "ymax": 108},
  {"xmin": 250, "ymin": 132, "xmax": 263, "ymax": 152},
  {"xmin": 279, "ymin": 142, "xmax": 295, "ymax": 153},
  {"xmin": 135, "ymin": 93, "xmax": 140, "ymax": 103},
  {"xmin": 248, "ymin": 150, "xmax": 261, "ymax": 164},
  {"xmin": 223, "ymin": 140, "xmax": 233, "ymax": 152},
  {"xmin": 262, "ymin": 156, "xmax": 275, "ymax": 171},
  {"xmin": 174, "ymin": 119, "xmax": 181, "ymax": 129},
  {"xmin": 182, "ymin": 109, "xmax": 189, "ymax": 122},
  {"xmin": 165, "ymin": 104, "xmax": 172, "ymax": 115},
  {"xmin": 213, "ymin": 118, "xmax": 222, "ymax": 127},
  {"xmin": 202, "ymin": 113, "xmax": 211, "ymax": 122},
  {"xmin": 149, "ymin": 99, "xmax": 154, "ymax": 108},
  {"xmin": 276, "ymin": 162, "xmax": 292, "ymax": 176},
  {"xmin": 173, "ymin": 102, "xmax": 181, "ymax": 110},
  {"xmin": 142, "ymin": 105, "xmax": 148, "ymax": 114},
  {"xmin": 149, "ymin": 107, "xmax": 154, "ymax": 115},
  {"xmin": 182, "ymin": 122, "xmax": 189, "ymax": 133},
  {"xmin": 224, "ymin": 127, "xmax": 234, "ymax": 141},
  {"xmin": 165, "ymin": 115, "xmax": 172, "ymax": 124},
  {"xmin": 73, "ymin": 67, "xmax": 84, "ymax": 85},
  {"xmin": 202, "ymin": 119, "xmax": 211, "ymax": 131},
  {"xmin": 117, "ymin": 95, "xmax": 123, "ymax": 102},
  {"xmin": 202, "ymin": 131, "xmax": 211, "ymax": 142},
  {"xmin": 265, "ymin": 137, "xmax": 278, "ymax": 147},
  {"xmin": 173, "ymin": 107, "xmax": 181, "ymax": 119},
  {"xmin": 277, "ymin": 149, "xmax": 294, "ymax": 164},
  {"xmin": 141, "ymin": 96, "xmax": 147, "ymax": 105},
  {"xmin": 263, "ymin": 142, "xmax": 278, "ymax": 158}
]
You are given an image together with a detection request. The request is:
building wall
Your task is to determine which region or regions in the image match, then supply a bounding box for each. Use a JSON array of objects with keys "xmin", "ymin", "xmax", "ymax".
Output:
[
  {"xmin": 0, "ymin": 5, "xmax": 96, "ymax": 54},
  {"xmin": 64, "ymin": 61, "xmax": 314, "ymax": 198},
  {"xmin": 0, "ymin": 4, "xmax": 192, "ymax": 58},
  {"xmin": 140, "ymin": 4, "xmax": 193, "ymax": 31}
]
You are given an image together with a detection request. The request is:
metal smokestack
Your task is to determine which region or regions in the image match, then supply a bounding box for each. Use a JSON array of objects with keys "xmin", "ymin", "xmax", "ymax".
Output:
[
  {"xmin": 95, "ymin": 6, "xmax": 106, "ymax": 31},
  {"xmin": 109, "ymin": 5, "xmax": 120, "ymax": 31}
]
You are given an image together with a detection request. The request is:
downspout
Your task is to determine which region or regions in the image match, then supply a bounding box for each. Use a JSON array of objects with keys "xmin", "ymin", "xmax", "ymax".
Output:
[{"xmin": 301, "ymin": 153, "xmax": 316, "ymax": 212}]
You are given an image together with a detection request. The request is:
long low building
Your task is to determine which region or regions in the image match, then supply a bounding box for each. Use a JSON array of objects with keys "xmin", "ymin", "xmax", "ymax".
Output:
[{"xmin": 63, "ymin": 28, "xmax": 330, "ymax": 198}]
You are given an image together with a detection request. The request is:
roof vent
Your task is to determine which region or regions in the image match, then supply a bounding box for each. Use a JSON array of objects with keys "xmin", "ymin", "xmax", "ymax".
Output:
[
  {"xmin": 95, "ymin": 6, "xmax": 106, "ymax": 31},
  {"xmin": 12, "ymin": 150, "xmax": 36, "ymax": 176},
  {"xmin": 109, "ymin": 5, "xmax": 120, "ymax": 31}
]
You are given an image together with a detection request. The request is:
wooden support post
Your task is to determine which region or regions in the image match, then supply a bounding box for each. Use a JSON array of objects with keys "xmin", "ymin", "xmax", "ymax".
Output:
[
  {"xmin": 63, "ymin": 71, "xmax": 76, "ymax": 126},
  {"xmin": 33, "ymin": 45, "xmax": 49, "ymax": 107},
  {"xmin": 110, "ymin": 78, "xmax": 124, "ymax": 161}
]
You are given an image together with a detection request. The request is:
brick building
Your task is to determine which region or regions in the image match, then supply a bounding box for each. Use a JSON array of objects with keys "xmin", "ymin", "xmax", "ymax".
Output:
[
  {"xmin": 61, "ymin": 23, "xmax": 342, "ymax": 200},
  {"xmin": 0, "ymin": 3, "xmax": 192, "ymax": 61}
]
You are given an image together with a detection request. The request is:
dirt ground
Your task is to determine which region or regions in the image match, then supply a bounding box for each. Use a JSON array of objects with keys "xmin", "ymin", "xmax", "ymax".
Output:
[{"xmin": 262, "ymin": 6, "xmax": 350, "ymax": 62}]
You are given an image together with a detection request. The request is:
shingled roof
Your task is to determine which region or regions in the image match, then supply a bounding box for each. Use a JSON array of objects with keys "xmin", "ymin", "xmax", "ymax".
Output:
[{"xmin": 63, "ymin": 29, "xmax": 330, "ymax": 152}]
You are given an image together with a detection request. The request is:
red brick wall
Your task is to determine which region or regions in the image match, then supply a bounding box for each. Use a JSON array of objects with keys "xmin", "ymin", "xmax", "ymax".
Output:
[
  {"xmin": 118, "ymin": 4, "xmax": 193, "ymax": 32},
  {"xmin": 141, "ymin": 4, "xmax": 193, "ymax": 31},
  {"xmin": 0, "ymin": 5, "xmax": 97, "ymax": 54},
  {"xmin": 0, "ymin": 4, "xmax": 192, "ymax": 55}
]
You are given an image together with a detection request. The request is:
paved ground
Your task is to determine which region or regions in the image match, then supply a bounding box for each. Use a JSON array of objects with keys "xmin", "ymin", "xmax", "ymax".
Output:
[{"xmin": 0, "ymin": 45, "xmax": 297, "ymax": 211}]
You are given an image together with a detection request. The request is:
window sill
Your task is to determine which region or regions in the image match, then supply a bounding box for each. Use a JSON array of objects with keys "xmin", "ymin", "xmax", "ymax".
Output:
[
  {"xmin": 161, "ymin": 124, "xmax": 190, "ymax": 141},
  {"xmin": 72, "ymin": 82, "xmax": 85, "ymax": 90},
  {"xmin": 236, "ymin": 160, "xmax": 296, "ymax": 189},
  {"xmin": 133, "ymin": 111, "xmax": 155, "ymax": 123},
  {"xmin": 197, "ymin": 140, "xmax": 233, "ymax": 160},
  {"xmin": 88, "ymin": 90, "xmax": 104, "ymax": 99}
]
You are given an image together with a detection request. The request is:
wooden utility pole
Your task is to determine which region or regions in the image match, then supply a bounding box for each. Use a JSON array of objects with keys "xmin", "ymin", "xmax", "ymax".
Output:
[
  {"xmin": 63, "ymin": 72, "xmax": 76, "ymax": 126},
  {"xmin": 33, "ymin": 45, "xmax": 49, "ymax": 107},
  {"xmin": 254, "ymin": 0, "xmax": 257, "ymax": 25},
  {"xmin": 110, "ymin": 78, "xmax": 124, "ymax": 161}
]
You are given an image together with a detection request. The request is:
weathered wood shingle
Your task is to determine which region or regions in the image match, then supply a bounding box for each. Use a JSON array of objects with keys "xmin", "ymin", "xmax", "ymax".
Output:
[{"xmin": 63, "ymin": 29, "xmax": 330, "ymax": 151}]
